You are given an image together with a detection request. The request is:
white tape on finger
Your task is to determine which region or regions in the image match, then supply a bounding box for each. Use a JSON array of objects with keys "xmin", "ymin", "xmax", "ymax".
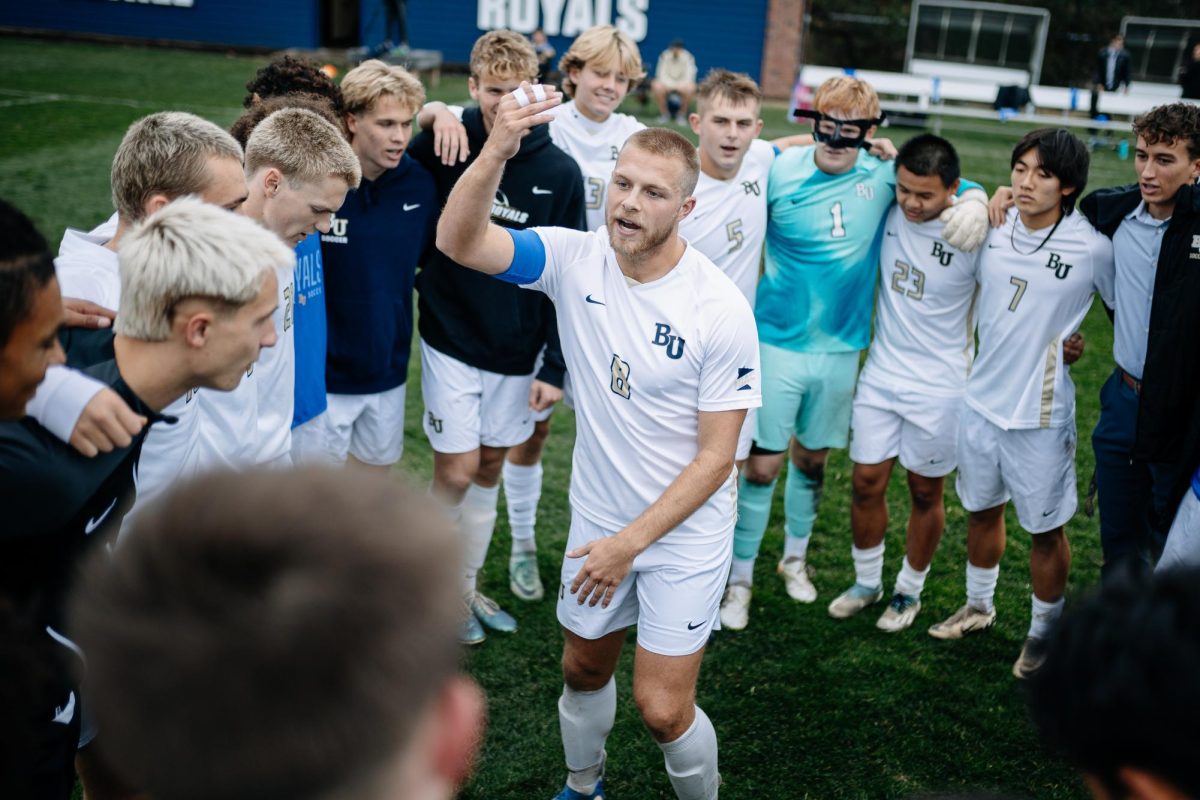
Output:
[{"xmin": 532, "ymin": 84, "xmax": 546, "ymax": 103}]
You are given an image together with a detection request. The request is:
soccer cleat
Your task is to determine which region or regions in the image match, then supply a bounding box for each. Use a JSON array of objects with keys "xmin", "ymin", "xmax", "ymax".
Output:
[
  {"xmin": 876, "ymin": 593, "xmax": 922, "ymax": 633},
  {"xmin": 719, "ymin": 583, "xmax": 752, "ymax": 631},
  {"xmin": 469, "ymin": 591, "xmax": 518, "ymax": 633},
  {"xmin": 927, "ymin": 603, "xmax": 996, "ymax": 640},
  {"xmin": 827, "ymin": 583, "xmax": 884, "ymax": 619},
  {"xmin": 509, "ymin": 552, "xmax": 545, "ymax": 602},
  {"xmin": 777, "ymin": 556, "xmax": 818, "ymax": 603},
  {"xmin": 459, "ymin": 602, "xmax": 486, "ymax": 646},
  {"xmin": 553, "ymin": 779, "xmax": 606, "ymax": 800},
  {"xmin": 1012, "ymin": 637, "xmax": 1047, "ymax": 679}
]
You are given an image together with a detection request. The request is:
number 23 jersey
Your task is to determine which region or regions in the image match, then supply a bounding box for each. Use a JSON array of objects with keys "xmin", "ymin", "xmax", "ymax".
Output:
[{"xmin": 525, "ymin": 227, "xmax": 761, "ymax": 548}]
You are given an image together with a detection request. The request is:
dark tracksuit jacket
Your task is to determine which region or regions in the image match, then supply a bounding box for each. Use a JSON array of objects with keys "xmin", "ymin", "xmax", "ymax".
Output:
[{"xmin": 408, "ymin": 106, "xmax": 587, "ymax": 388}]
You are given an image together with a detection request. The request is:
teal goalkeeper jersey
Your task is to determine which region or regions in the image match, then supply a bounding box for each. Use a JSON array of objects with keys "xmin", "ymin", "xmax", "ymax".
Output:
[{"xmin": 756, "ymin": 146, "xmax": 895, "ymax": 353}]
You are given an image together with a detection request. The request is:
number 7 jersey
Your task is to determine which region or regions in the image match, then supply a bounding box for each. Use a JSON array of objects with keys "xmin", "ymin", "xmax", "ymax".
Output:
[{"xmin": 756, "ymin": 146, "xmax": 896, "ymax": 353}]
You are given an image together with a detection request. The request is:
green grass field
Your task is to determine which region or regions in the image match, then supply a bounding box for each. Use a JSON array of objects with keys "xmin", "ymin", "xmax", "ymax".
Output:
[{"xmin": 0, "ymin": 36, "xmax": 1139, "ymax": 800}]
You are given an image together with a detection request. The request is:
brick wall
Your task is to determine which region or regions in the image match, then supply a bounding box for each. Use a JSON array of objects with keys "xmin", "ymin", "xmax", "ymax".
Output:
[{"xmin": 760, "ymin": 0, "xmax": 805, "ymax": 99}]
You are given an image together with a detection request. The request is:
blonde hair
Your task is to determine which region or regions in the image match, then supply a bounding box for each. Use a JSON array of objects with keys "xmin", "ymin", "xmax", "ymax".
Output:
[
  {"xmin": 111, "ymin": 112, "xmax": 243, "ymax": 223},
  {"xmin": 813, "ymin": 76, "xmax": 881, "ymax": 119},
  {"xmin": 469, "ymin": 30, "xmax": 538, "ymax": 82},
  {"xmin": 115, "ymin": 197, "xmax": 294, "ymax": 341},
  {"xmin": 559, "ymin": 25, "xmax": 645, "ymax": 98},
  {"xmin": 341, "ymin": 60, "xmax": 426, "ymax": 116},
  {"xmin": 245, "ymin": 108, "xmax": 362, "ymax": 189},
  {"xmin": 622, "ymin": 128, "xmax": 700, "ymax": 196},
  {"xmin": 696, "ymin": 69, "xmax": 763, "ymax": 115}
]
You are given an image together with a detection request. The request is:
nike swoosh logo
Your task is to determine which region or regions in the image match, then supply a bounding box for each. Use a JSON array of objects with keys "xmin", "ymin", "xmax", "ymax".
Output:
[
  {"xmin": 987, "ymin": 244, "xmax": 1003, "ymax": 249},
  {"xmin": 85, "ymin": 497, "xmax": 118, "ymax": 535},
  {"xmin": 531, "ymin": 186, "xmax": 553, "ymax": 195},
  {"xmin": 585, "ymin": 294, "xmax": 605, "ymax": 305},
  {"xmin": 885, "ymin": 230, "xmax": 897, "ymax": 237},
  {"xmin": 686, "ymin": 621, "xmax": 704, "ymax": 630},
  {"xmin": 1042, "ymin": 509, "xmax": 1057, "ymax": 517},
  {"xmin": 403, "ymin": 203, "xmax": 421, "ymax": 211}
]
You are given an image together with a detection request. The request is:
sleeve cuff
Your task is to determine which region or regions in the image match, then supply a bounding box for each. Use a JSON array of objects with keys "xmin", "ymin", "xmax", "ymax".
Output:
[{"xmin": 25, "ymin": 365, "xmax": 106, "ymax": 443}]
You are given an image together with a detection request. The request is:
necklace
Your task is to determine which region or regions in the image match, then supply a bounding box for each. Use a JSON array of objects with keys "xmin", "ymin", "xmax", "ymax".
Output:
[{"xmin": 1009, "ymin": 212, "xmax": 1062, "ymax": 256}]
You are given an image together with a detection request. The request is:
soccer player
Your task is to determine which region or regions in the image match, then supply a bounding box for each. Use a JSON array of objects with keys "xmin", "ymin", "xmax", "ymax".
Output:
[
  {"xmin": 828, "ymin": 134, "xmax": 982, "ymax": 631},
  {"xmin": 200, "ymin": 108, "xmax": 359, "ymax": 470},
  {"xmin": 931, "ymin": 129, "xmax": 1113, "ymax": 679},
  {"xmin": 437, "ymin": 84, "xmax": 759, "ymax": 800},
  {"xmin": 407, "ymin": 30, "xmax": 583, "ymax": 641},
  {"xmin": 724, "ymin": 77, "xmax": 988, "ymax": 628},
  {"xmin": 303, "ymin": 61, "xmax": 436, "ymax": 471},
  {"xmin": 0, "ymin": 198, "xmax": 287, "ymax": 800},
  {"xmin": 69, "ymin": 468, "xmax": 483, "ymax": 800}
]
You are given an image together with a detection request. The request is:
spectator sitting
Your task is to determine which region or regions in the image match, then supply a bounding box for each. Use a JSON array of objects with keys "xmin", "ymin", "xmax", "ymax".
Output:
[
  {"xmin": 652, "ymin": 38, "xmax": 697, "ymax": 123},
  {"xmin": 1029, "ymin": 566, "xmax": 1200, "ymax": 799},
  {"xmin": 69, "ymin": 467, "xmax": 483, "ymax": 800}
]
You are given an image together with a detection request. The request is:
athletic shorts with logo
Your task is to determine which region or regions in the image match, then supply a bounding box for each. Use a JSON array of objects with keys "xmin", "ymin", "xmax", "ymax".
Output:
[
  {"xmin": 849, "ymin": 377, "xmax": 961, "ymax": 478},
  {"xmin": 292, "ymin": 383, "xmax": 408, "ymax": 466},
  {"xmin": 420, "ymin": 339, "xmax": 535, "ymax": 453},
  {"xmin": 755, "ymin": 342, "xmax": 859, "ymax": 452},
  {"xmin": 955, "ymin": 405, "xmax": 1077, "ymax": 533},
  {"xmin": 557, "ymin": 513, "xmax": 732, "ymax": 656}
]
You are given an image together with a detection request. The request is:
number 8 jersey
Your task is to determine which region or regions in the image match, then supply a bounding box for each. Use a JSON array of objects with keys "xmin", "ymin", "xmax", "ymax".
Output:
[{"xmin": 756, "ymin": 146, "xmax": 895, "ymax": 354}]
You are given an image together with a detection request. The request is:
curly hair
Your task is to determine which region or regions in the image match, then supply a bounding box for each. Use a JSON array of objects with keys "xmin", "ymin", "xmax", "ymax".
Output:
[
  {"xmin": 243, "ymin": 55, "xmax": 344, "ymax": 116},
  {"xmin": 230, "ymin": 92, "xmax": 346, "ymax": 147},
  {"xmin": 1133, "ymin": 103, "xmax": 1200, "ymax": 160}
]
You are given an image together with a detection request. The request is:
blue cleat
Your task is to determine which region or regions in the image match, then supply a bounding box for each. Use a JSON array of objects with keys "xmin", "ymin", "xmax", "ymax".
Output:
[
  {"xmin": 469, "ymin": 591, "xmax": 518, "ymax": 633},
  {"xmin": 459, "ymin": 602, "xmax": 486, "ymax": 646},
  {"xmin": 553, "ymin": 779, "xmax": 606, "ymax": 799}
]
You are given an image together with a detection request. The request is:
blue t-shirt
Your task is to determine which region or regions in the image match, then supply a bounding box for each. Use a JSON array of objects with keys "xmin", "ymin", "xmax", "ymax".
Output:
[{"xmin": 292, "ymin": 234, "xmax": 327, "ymax": 427}]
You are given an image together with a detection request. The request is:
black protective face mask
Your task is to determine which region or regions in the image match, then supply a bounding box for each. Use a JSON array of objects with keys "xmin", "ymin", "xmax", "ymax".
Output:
[{"xmin": 791, "ymin": 109, "xmax": 886, "ymax": 149}]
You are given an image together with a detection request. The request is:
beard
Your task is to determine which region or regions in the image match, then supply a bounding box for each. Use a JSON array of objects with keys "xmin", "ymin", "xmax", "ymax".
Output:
[{"xmin": 607, "ymin": 214, "xmax": 676, "ymax": 261}]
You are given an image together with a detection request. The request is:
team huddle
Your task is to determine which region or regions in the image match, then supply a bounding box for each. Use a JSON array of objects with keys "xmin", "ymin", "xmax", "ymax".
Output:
[{"xmin": 3, "ymin": 20, "xmax": 1200, "ymax": 800}]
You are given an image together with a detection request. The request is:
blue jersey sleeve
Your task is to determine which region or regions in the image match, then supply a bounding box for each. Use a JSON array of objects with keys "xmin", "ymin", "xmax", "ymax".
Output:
[
  {"xmin": 957, "ymin": 178, "xmax": 984, "ymax": 196},
  {"xmin": 495, "ymin": 228, "xmax": 547, "ymax": 285}
]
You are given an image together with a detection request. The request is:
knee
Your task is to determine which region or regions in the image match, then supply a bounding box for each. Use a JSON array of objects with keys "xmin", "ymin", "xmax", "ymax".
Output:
[
  {"xmin": 851, "ymin": 471, "xmax": 887, "ymax": 504},
  {"xmin": 742, "ymin": 462, "xmax": 780, "ymax": 486},
  {"xmin": 634, "ymin": 690, "xmax": 691, "ymax": 743},
  {"xmin": 908, "ymin": 480, "xmax": 943, "ymax": 513},
  {"xmin": 562, "ymin": 652, "xmax": 612, "ymax": 693},
  {"xmin": 792, "ymin": 458, "xmax": 825, "ymax": 484},
  {"xmin": 434, "ymin": 465, "xmax": 474, "ymax": 497},
  {"xmin": 1033, "ymin": 529, "xmax": 1066, "ymax": 554}
]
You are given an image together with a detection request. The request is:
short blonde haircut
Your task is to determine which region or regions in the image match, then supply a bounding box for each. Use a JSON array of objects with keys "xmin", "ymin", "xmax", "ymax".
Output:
[
  {"xmin": 813, "ymin": 76, "xmax": 881, "ymax": 119},
  {"xmin": 341, "ymin": 60, "xmax": 426, "ymax": 116},
  {"xmin": 697, "ymin": 69, "xmax": 763, "ymax": 115},
  {"xmin": 111, "ymin": 112, "xmax": 244, "ymax": 223},
  {"xmin": 115, "ymin": 196, "xmax": 294, "ymax": 341},
  {"xmin": 244, "ymin": 108, "xmax": 362, "ymax": 190},
  {"xmin": 559, "ymin": 25, "xmax": 645, "ymax": 98},
  {"xmin": 469, "ymin": 30, "xmax": 538, "ymax": 82},
  {"xmin": 622, "ymin": 128, "xmax": 700, "ymax": 197}
]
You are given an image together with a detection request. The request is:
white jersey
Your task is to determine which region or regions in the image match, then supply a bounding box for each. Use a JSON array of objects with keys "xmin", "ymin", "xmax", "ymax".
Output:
[
  {"xmin": 251, "ymin": 262, "xmax": 296, "ymax": 465},
  {"xmin": 679, "ymin": 138, "xmax": 774, "ymax": 308},
  {"xmin": 966, "ymin": 208, "xmax": 1115, "ymax": 429},
  {"xmin": 549, "ymin": 101, "xmax": 644, "ymax": 232},
  {"xmin": 859, "ymin": 204, "xmax": 981, "ymax": 397},
  {"xmin": 51, "ymin": 223, "xmax": 204, "ymax": 516},
  {"xmin": 524, "ymin": 227, "xmax": 761, "ymax": 549}
]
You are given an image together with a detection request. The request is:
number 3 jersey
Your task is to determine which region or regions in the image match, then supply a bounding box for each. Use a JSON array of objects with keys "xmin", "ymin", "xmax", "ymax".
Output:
[
  {"xmin": 516, "ymin": 227, "xmax": 761, "ymax": 549},
  {"xmin": 679, "ymin": 138, "xmax": 775, "ymax": 308},
  {"xmin": 549, "ymin": 101, "xmax": 645, "ymax": 233},
  {"xmin": 757, "ymin": 146, "xmax": 896, "ymax": 353},
  {"xmin": 859, "ymin": 204, "xmax": 981, "ymax": 397},
  {"xmin": 967, "ymin": 208, "xmax": 1114, "ymax": 430}
]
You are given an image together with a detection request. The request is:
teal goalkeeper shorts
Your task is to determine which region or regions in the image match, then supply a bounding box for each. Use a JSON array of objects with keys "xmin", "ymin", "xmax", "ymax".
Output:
[{"xmin": 754, "ymin": 343, "xmax": 860, "ymax": 452}]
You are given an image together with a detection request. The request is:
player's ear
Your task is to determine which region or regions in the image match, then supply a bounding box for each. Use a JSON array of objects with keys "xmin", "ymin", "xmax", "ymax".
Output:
[
  {"xmin": 143, "ymin": 193, "xmax": 171, "ymax": 217},
  {"xmin": 344, "ymin": 112, "xmax": 359, "ymax": 136},
  {"xmin": 949, "ymin": 177, "xmax": 962, "ymax": 196},
  {"xmin": 262, "ymin": 168, "xmax": 282, "ymax": 198},
  {"xmin": 179, "ymin": 306, "xmax": 214, "ymax": 349},
  {"xmin": 754, "ymin": 118, "xmax": 764, "ymax": 138},
  {"xmin": 678, "ymin": 194, "xmax": 697, "ymax": 222},
  {"xmin": 688, "ymin": 112, "xmax": 701, "ymax": 135}
]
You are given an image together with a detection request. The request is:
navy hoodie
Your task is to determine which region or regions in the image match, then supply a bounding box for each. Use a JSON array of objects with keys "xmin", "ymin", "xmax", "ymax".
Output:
[
  {"xmin": 321, "ymin": 154, "xmax": 438, "ymax": 394},
  {"xmin": 409, "ymin": 106, "xmax": 585, "ymax": 383}
]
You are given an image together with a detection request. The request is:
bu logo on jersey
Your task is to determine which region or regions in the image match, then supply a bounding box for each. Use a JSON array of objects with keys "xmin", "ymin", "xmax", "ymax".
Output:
[
  {"xmin": 855, "ymin": 183, "xmax": 874, "ymax": 199},
  {"xmin": 742, "ymin": 180, "xmax": 761, "ymax": 196},
  {"xmin": 1045, "ymin": 252, "xmax": 1073, "ymax": 280},
  {"xmin": 610, "ymin": 145, "xmax": 620, "ymax": 161},
  {"xmin": 931, "ymin": 241, "xmax": 954, "ymax": 266},
  {"xmin": 322, "ymin": 216, "xmax": 348, "ymax": 244},
  {"xmin": 652, "ymin": 323, "xmax": 686, "ymax": 359},
  {"xmin": 1190, "ymin": 235, "xmax": 1200, "ymax": 260}
]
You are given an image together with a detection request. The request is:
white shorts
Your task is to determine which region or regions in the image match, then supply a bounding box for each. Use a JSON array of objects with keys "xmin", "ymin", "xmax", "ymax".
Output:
[
  {"xmin": 1157, "ymin": 489, "xmax": 1200, "ymax": 574},
  {"xmin": 849, "ymin": 379, "xmax": 961, "ymax": 478},
  {"xmin": 420, "ymin": 339, "xmax": 535, "ymax": 453},
  {"xmin": 530, "ymin": 347, "xmax": 558, "ymax": 424},
  {"xmin": 736, "ymin": 407, "xmax": 756, "ymax": 462},
  {"xmin": 557, "ymin": 514, "xmax": 731, "ymax": 657},
  {"xmin": 310, "ymin": 384, "xmax": 409, "ymax": 466},
  {"xmin": 955, "ymin": 405, "xmax": 1077, "ymax": 533}
]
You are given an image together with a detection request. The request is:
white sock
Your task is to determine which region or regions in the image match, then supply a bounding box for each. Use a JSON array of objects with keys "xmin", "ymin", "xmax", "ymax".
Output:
[
  {"xmin": 729, "ymin": 557, "xmax": 755, "ymax": 587},
  {"xmin": 1028, "ymin": 594, "xmax": 1064, "ymax": 640},
  {"xmin": 659, "ymin": 705, "xmax": 719, "ymax": 800},
  {"xmin": 560, "ymin": 679, "xmax": 616, "ymax": 793},
  {"xmin": 503, "ymin": 460, "xmax": 543, "ymax": 551},
  {"xmin": 894, "ymin": 557, "xmax": 930, "ymax": 599},
  {"xmin": 461, "ymin": 482, "xmax": 499, "ymax": 598},
  {"xmin": 783, "ymin": 532, "xmax": 811, "ymax": 562},
  {"xmin": 852, "ymin": 543, "xmax": 885, "ymax": 589},
  {"xmin": 965, "ymin": 562, "xmax": 1000, "ymax": 613}
]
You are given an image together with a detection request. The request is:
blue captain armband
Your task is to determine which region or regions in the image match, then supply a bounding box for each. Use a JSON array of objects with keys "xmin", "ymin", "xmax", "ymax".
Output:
[{"xmin": 495, "ymin": 228, "xmax": 546, "ymax": 285}]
